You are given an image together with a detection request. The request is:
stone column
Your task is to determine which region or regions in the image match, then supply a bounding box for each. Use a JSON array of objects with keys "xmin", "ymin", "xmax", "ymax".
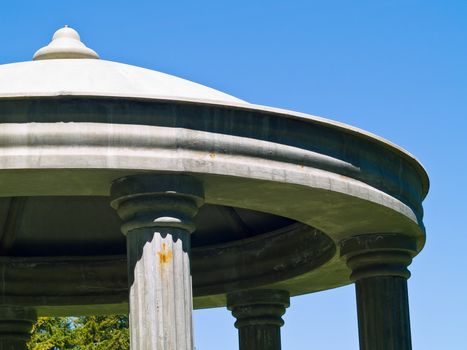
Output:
[
  {"xmin": 340, "ymin": 233, "xmax": 418, "ymax": 350},
  {"xmin": 111, "ymin": 174, "xmax": 204, "ymax": 350},
  {"xmin": 0, "ymin": 306, "xmax": 37, "ymax": 350},
  {"xmin": 227, "ymin": 289, "xmax": 290, "ymax": 350}
]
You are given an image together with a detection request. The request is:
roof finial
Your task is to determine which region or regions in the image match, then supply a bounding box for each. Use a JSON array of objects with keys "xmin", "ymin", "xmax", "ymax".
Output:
[{"xmin": 33, "ymin": 26, "xmax": 99, "ymax": 61}]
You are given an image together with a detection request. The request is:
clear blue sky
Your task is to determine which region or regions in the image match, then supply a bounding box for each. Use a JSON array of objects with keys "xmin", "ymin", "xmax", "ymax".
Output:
[{"xmin": 1, "ymin": 1, "xmax": 466, "ymax": 349}]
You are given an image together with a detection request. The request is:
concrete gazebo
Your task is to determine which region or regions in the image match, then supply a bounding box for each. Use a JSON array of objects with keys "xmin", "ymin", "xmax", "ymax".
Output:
[{"xmin": 0, "ymin": 26, "xmax": 428, "ymax": 350}]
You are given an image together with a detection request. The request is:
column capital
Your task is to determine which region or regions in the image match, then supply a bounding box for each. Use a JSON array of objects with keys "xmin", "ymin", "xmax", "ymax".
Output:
[
  {"xmin": 110, "ymin": 174, "xmax": 204, "ymax": 235},
  {"xmin": 340, "ymin": 233, "xmax": 417, "ymax": 280},
  {"xmin": 0, "ymin": 306, "xmax": 37, "ymax": 348},
  {"xmin": 227, "ymin": 289, "xmax": 290, "ymax": 328}
]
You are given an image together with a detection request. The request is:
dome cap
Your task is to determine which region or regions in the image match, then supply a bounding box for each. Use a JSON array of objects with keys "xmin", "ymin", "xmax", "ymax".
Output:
[{"xmin": 33, "ymin": 25, "xmax": 99, "ymax": 60}]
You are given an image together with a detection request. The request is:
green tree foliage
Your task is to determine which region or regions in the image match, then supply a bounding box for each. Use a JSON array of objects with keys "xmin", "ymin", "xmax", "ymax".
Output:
[
  {"xmin": 28, "ymin": 317, "xmax": 75, "ymax": 350},
  {"xmin": 28, "ymin": 315, "xmax": 129, "ymax": 350}
]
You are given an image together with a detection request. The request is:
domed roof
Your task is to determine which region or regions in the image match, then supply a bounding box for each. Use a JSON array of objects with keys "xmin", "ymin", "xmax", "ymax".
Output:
[{"xmin": 0, "ymin": 26, "xmax": 246, "ymax": 104}]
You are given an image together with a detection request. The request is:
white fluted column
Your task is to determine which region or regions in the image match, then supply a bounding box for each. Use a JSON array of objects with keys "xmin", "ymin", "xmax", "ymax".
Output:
[{"xmin": 111, "ymin": 174, "xmax": 204, "ymax": 350}]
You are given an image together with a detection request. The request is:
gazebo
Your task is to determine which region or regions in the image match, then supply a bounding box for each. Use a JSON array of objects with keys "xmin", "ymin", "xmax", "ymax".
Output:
[{"xmin": 0, "ymin": 26, "xmax": 429, "ymax": 350}]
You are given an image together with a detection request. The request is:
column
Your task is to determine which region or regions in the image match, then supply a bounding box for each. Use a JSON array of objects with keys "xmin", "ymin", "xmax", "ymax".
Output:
[
  {"xmin": 0, "ymin": 306, "xmax": 37, "ymax": 350},
  {"xmin": 111, "ymin": 174, "xmax": 204, "ymax": 350},
  {"xmin": 227, "ymin": 289, "xmax": 290, "ymax": 350},
  {"xmin": 340, "ymin": 233, "xmax": 418, "ymax": 350}
]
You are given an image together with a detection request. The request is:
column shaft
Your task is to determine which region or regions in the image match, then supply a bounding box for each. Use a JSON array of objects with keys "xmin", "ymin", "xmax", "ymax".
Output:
[
  {"xmin": 0, "ymin": 306, "xmax": 37, "ymax": 350},
  {"xmin": 238, "ymin": 322, "xmax": 282, "ymax": 350},
  {"xmin": 127, "ymin": 228, "xmax": 192, "ymax": 350},
  {"xmin": 356, "ymin": 277, "xmax": 411, "ymax": 350}
]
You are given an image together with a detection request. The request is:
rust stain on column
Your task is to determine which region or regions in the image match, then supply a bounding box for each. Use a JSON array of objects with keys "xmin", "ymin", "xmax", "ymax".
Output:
[{"xmin": 157, "ymin": 243, "xmax": 173, "ymax": 264}]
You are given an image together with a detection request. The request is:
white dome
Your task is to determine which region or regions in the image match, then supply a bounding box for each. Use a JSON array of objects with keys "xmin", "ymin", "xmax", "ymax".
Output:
[
  {"xmin": 0, "ymin": 59, "xmax": 246, "ymax": 104},
  {"xmin": 0, "ymin": 26, "xmax": 246, "ymax": 105}
]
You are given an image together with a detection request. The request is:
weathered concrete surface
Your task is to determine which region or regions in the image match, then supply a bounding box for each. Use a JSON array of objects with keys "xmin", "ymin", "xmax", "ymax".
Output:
[
  {"xmin": 228, "ymin": 290, "xmax": 290, "ymax": 350},
  {"xmin": 0, "ymin": 255, "xmax": 128, "ymax": 316},
  {"xmin": 0, "ymin": 93, "xmax": 428, "ymax": 314},
  {"xmin": 192, "ymin": 223, "xmax": 335, "ymax": 297},
  {"xmin": 0, "ymin": 98, "xmax": 428, "ymax": 219},
  {"xmin": 111, "ymin": 174, "xmax": 204, "ymax": 350},
  {"xmin": 0, "ymin": 306, "xmax": 37, "ymax": 350}
]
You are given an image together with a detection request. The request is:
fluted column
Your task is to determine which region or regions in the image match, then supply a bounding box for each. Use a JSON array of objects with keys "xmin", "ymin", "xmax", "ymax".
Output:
[
  {"xmin": 340, "ymin": 234, "xmax": 418, "ymax": 350},
  {"xmin": 227, "ymin": 289, "xmax": 290, "ymax": 350},
  {"xmin": 0, "ymin": 306, "xmax": 37, "ymax": 350},
  {"xmin": 111, "ymin": 174, "xmax": 204, "ymax": 350}
]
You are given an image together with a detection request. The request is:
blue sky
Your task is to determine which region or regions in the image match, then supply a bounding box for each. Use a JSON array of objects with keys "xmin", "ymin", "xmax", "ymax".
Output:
[{"xmin": 1, "ymin": 1, "xmax": 466, "ymax": 349}]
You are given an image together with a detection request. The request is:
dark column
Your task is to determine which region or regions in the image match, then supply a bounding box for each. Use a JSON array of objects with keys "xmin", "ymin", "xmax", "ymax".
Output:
[
  {"xmin": 111, "ymin": 174, "xmax": 204, "ymax": 350},
  {"xmin": 0, "ymin": 306, "xmax": 37, "ymax": 350},
  {"xmin": 340, "ymin": 234, "xmax": 417, "ymax": 350},
  {"xmin": 227, "ymin": 289, "xmax": 290, "ymax": 350}
]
